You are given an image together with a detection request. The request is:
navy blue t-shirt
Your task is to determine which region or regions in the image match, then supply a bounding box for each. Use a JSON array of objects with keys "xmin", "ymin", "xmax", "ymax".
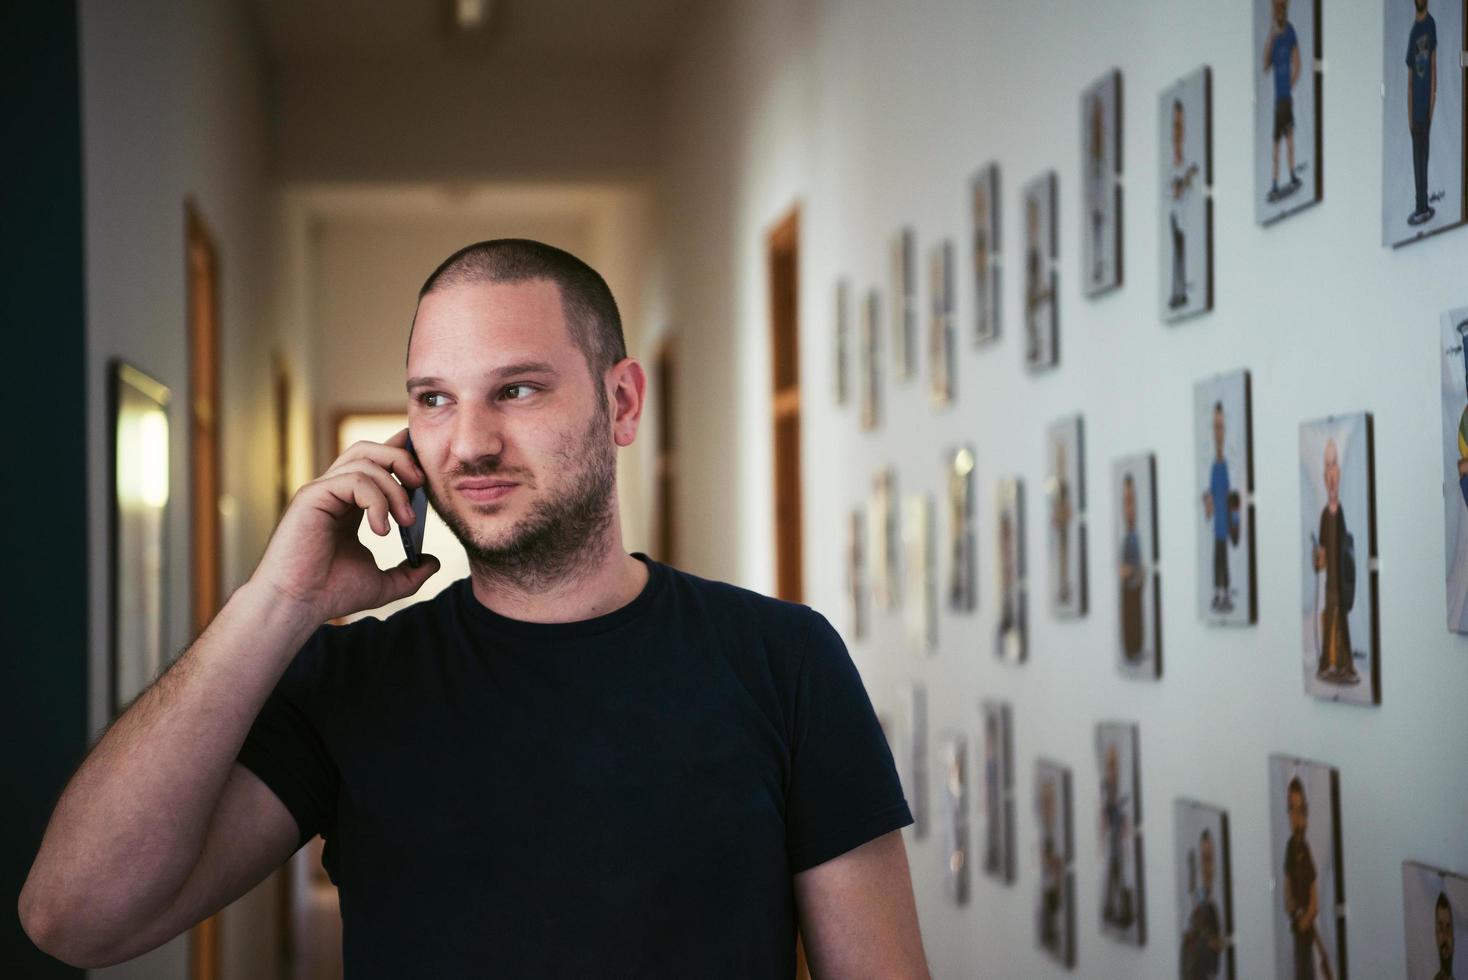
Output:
[
  {"xmin": 236, "ymin": 554, "xmax": 912, "ymax": 978},
  {"xmin": 1407, "ymin": 14, "xmax": 1438, "ymax": 128}
]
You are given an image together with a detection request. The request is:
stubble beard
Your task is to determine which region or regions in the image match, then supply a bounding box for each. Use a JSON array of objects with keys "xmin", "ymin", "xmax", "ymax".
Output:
[{"xmin": 426, "ymin": 396, "xmax": 617, "ymax": 593}]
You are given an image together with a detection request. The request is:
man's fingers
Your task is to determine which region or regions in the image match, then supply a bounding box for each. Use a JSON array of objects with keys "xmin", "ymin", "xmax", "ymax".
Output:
[
  {"xmin": 380, "ymin": 554, "xmax": 441, "ymax": 604},
  {"xmin": 326, "ymin": 437, "xmax": 425, "ymax": 488},
  {"xmin": 315, "ymin": 472, "xmax": 393, "ymax": 536},
  {"xmin": 328, "ymin": 460, "xmax": 416, "ymax": 526}
]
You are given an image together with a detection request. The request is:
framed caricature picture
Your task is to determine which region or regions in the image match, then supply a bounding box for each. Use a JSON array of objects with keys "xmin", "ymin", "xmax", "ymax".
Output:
[
  {"xmin": 1081, "ymin": 68, "xmax": 1123, "ymax": 295},
  {"xmin": 1440, "ymin": 307, "xmax": 1468, "ymax": 631},
  {"xmin": 1035, "ymin": 758, "xmax": 1075, "ymax": 968},
  {"xmin": 1382, "ymin": 0, "xmax": 1466, "ymax": 246},
  {"xmin": 1298, "ymin": 413, "xmax": 1380, "ymax": 705},
  {"xmin": 939, "ymin": 733, "xmax": 969, "ymax": 905},
  {"xmin": 1115, "ymin": 454, "xmax": 1162, "ymax": 678},
  {"xmin": 898, "ymin": 682, "xmax": 929, "ymax": 839},
  {"xmin": 1255, "ymin": 0, "xmax": 1323, "ymax": 224},
  {"xmin": 1097, "ymin": 721, "xmax": 1145, "ymax": 947},
  {"xmin": 860, "ymin": 288, "xmax": 881, "ymax": 431},
  {"xmin": 1160, "ymin": 66, "xmax": 1214, "ymax": 322},
  {"xmin": 891, "ymin": 228, "xmax": 916, "ymax": 380},
  {"xmin": 979, "ymin": 700, "xmax": 1015, "ymax": 884},
  {"xmin": 1176, "ymin": 799, "xmax": 1235, "ymax": 980},
  {"xmin": 1047, "ymin": 414, "xmax": 1087, "ymax": 618},
  {"xmin": 846, "ymin": 508, "xmax": 866, "ymax": 641},
  {"xmin": 946, "ymin": 445, "xmax": 977, "ymax": 613},
  {"xmin": 1196, "ymin": 370, "xmax": 1257, "ymax": 625},
  {"xmin": 1022, "ymin": 172, "xmax": 1059, "ymax": 370},
  {"xmin": 929, "ymin": 239, "xmax": 954, "ymax": 408},
  {"xmin": 996, "ymin": 476, "xmax": 1027, "ymax": 663},
  {"xmin": 870, "ymin": 468, "xmax": 899, "ymax": 611},
  {"xmin": 972, "ymin": 162, "xmax": 1002, "ymax": 346},
  {"xmin": 904, "ymin": 493, "xmax": 937, "ymax": 655},
  {"xmin": 1269, "ymin": 755, "xmax": 1346, "ymax": 980},
  {"xmin": 1402, "ymin": 861, "xmax": 1468, "ymax": 979}
]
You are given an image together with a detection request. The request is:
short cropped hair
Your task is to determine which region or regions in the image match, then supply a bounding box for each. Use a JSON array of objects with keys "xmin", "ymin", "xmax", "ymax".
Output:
[{"xmin": 413, "ymin": 239, "xmax": 626, "ymax": 377}]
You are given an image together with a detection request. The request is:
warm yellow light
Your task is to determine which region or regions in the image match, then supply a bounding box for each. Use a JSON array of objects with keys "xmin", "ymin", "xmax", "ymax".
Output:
[{"xmin": 118, "ymin": 406, "xmax": 170, "ymax": 509}]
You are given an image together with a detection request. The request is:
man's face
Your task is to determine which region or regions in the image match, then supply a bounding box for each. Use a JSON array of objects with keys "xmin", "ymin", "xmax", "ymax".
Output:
[
  {"xmin": 1438, "ymin": 902, "xmax": 1455, "ymax": 967},
  {"xmin": 1274, "ymin": 0, "xmax": 1287, "ymax": 27},
  {"xmin": 1287, "ymin": 786, "xmax": 1307, "ymax": 836},
  {"xmin": 1123, "ymin": 478, "xmax": 1137, "ymax": 529},
  {"xmin": 1417, "ymin": 0, "xmax": 1430, "ymax": 17},
  {"xmin": 1200, "ymin": 834, "xmax": 1215, "ymax": 893},
  {"xmin": 406, "ymin": 279, "xmax": 615, "ymax": 568},
  {"xmin": 1324, "ymin": 438, "xmax": 1341, "ymax": 506},
  {"xmin": 1213, "ymin": 407, "xmax": 1225, "ymax": 455}
]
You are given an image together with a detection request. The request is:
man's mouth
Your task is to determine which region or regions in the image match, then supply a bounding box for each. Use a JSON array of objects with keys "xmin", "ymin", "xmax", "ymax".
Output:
[{"xmin": 455, "ymin": 479, "xmax": 519, "ymax": 503}]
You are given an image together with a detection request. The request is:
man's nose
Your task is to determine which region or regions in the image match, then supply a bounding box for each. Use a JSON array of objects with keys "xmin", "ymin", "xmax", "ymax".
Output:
[{"xmin": 448, "ymin": 399, "xmax": 506, "ymax": 465}]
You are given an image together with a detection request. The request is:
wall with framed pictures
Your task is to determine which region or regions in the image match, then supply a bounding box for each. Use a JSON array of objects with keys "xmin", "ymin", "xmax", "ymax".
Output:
[{"xmin": 655, "ymin": 0, "xmax": 1468, "ymax": 976}]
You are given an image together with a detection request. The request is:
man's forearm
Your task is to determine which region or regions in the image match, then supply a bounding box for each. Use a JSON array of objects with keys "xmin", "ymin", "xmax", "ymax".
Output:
[{"xmin": 19, "ymin": 580, "xmax": 320, "ymax": 949}]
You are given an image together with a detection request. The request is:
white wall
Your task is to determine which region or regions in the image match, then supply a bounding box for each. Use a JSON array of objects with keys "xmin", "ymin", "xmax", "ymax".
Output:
[
  {"xmin": 80, "ymin": 1, "xmax": 303, "ymax": 976},
  {"xmin": 655, "ymin": 0, "xmax": 1468, "ymax": 977}
]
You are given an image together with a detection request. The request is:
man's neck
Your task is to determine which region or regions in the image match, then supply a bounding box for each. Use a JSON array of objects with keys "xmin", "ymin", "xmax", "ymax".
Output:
[{"xmin": 467, "ymin": 531, "xmax": 649, "ymax": 625}]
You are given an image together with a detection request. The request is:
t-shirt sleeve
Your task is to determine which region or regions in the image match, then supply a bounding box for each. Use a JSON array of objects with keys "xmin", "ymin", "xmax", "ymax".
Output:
[
  {"xmin": 236, "ymin": 625, "xmax": 342, "ymax": 850},
  {"xmin": 784, "ymin": 610, "xmax": 913, "ymax": 873}
]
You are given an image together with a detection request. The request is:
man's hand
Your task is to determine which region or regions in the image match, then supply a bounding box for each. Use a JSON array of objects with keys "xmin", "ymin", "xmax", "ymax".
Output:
[{"xmin": 252, "ymin": 427, "xmax": 439, "ymax": 622}]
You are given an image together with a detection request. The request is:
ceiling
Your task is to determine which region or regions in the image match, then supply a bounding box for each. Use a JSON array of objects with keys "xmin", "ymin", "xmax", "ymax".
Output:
[{"xmin": 250, "ymin": 0, "xmax": 703, "ymax": 67}]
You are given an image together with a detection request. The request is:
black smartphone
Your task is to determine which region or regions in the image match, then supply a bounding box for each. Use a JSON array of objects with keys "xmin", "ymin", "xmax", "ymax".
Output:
[{"xmin": 399, "ymin": 433, "xmax": 430, "ymax": 567}]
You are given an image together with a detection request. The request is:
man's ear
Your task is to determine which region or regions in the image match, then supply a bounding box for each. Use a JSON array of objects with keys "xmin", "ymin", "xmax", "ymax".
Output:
[{"xmin": 608, "ymin": 357, "xmax": 647, "ymax": 448}]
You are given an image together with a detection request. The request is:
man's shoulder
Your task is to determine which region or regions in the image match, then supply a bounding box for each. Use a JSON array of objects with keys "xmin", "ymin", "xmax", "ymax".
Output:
[
  {"xmin": 658, "ymin": 560, "xmax": 823, "ymax": 636},
  {"xmin": 657, "ymin": 563, "xmax": 839, "ymax": 654}
]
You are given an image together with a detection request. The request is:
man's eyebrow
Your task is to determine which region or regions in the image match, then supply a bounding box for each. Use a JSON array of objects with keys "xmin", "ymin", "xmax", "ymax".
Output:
[{"xmin": 406, "ymin": 362, "xmax": 560, "ymax": 391}]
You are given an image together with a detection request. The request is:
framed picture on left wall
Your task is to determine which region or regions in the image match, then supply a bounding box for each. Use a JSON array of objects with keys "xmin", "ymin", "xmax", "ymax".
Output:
[{"xmin": 109, "ymin": 359, "xmax": 172, "ymax": 716}]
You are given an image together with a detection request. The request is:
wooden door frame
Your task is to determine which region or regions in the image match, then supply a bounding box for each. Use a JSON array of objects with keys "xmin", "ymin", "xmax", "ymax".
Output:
[
  {"xmin": 768, "ymin": 203, "xmax": 807, "ymax": 974},
  {"xmin": 767, "ymin": 205, "xmax": 803, "ymax": 606},
  {"xmin": 185, "ymin": 199, "xmax": 223, "ymax": 980}
]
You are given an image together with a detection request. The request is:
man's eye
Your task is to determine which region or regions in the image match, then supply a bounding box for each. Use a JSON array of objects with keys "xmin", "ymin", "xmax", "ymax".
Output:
[
  {"xmin": 420, "ymin": 392, "xmax": 448, "ymax": 408},
  {"xmin": 503, "ymin": 384, "xmax": 538, "ymax": 400}
]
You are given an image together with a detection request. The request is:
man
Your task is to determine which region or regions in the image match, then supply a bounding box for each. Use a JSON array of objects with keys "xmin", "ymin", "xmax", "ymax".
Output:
[
  {"xmin": 1263, "ymin": 0, "xmax": 1302, "ymax": 202},
  {"xmin": 1283, "ymin": 777, "xmax": 1322, "ymax": 980},
  {"xmin": 1168, "ymin": 98, "xmax": 1200, "ymax": 311},
  {"xmin": 1407, "ymin": 0, "xmax": 1439, "ymax": 225},
  {"xmin": 1201, "ymin": 401, "xmax": 1238, "ymax": 614},
  {"xmin": 1435, "ymin": 891, "xmax": 1456, "ymax": 980},
  {"xmin": 1119, "ymin": 472, "xmax": 1145, "ymax": 662},
  {"xmin": 1180, "ymin": 829, "xmax": 1223, "ymax": 980},
  {"xmin": 1311, "ymin": 438, "xmax": 1360, "ymax": 684},
  {"xmin": 19, "ymin": 240, "xmax": 930, "ymax": 978}
]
